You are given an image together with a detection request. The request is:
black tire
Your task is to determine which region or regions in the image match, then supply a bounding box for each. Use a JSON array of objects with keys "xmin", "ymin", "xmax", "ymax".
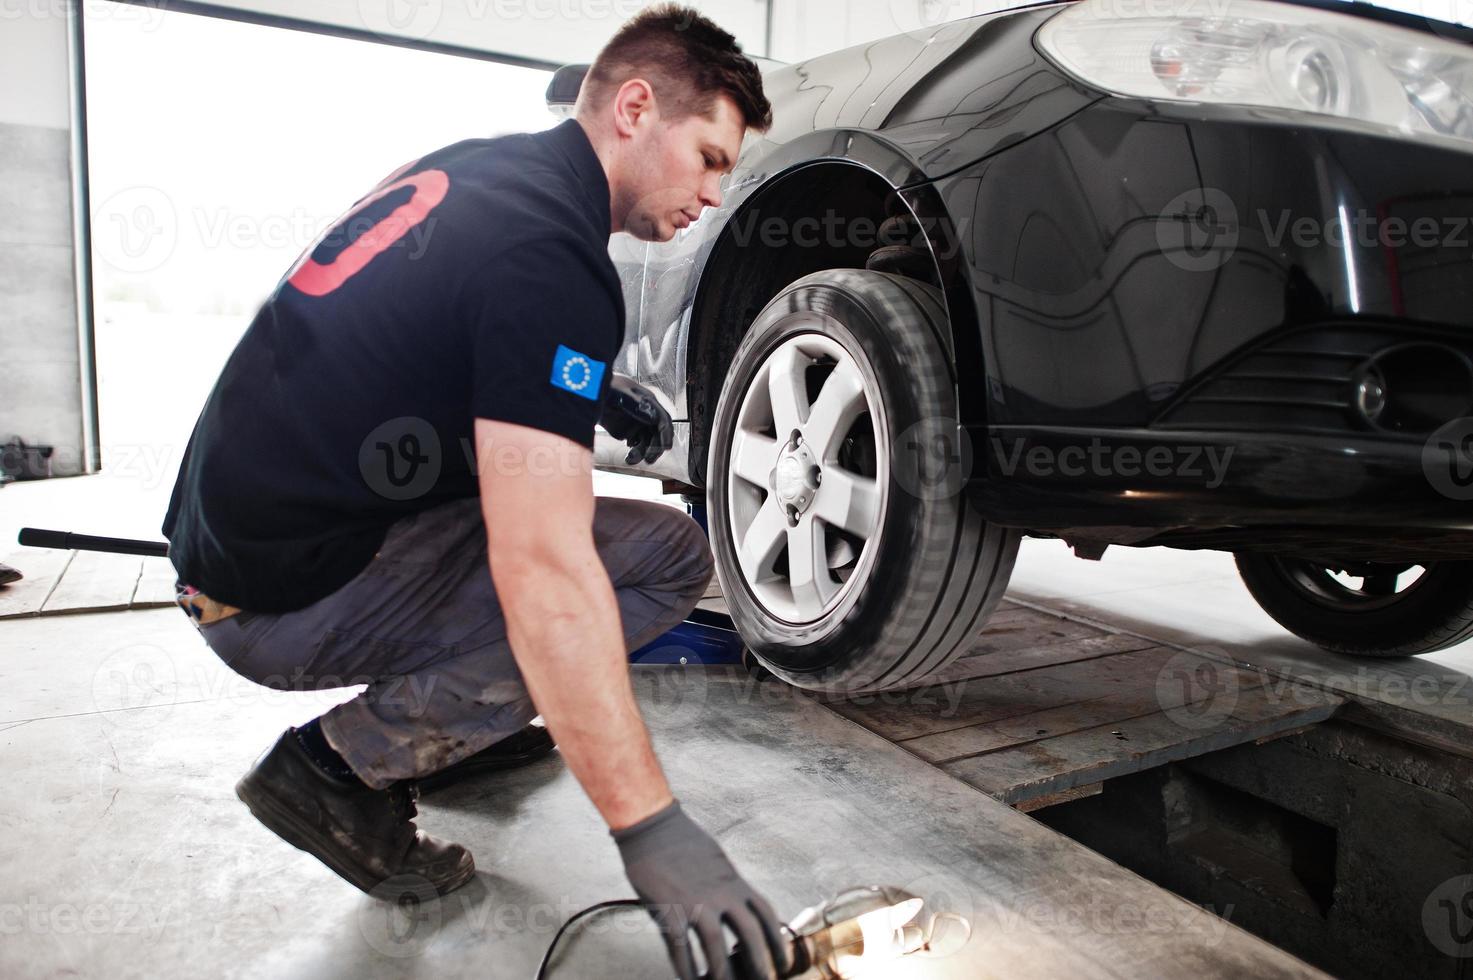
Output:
[
  {"xmin": 706, "ymin": 269, "xmax": 1020, "ymax": 693},
  {"xmin": 1235, "ymin": 553, "xmax": 1473, "ymax": 656}
]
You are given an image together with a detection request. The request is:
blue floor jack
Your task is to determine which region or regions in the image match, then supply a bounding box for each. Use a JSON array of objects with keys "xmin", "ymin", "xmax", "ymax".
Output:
[
  {"xmin": 627, "ymin": 500, "xmax": 745, "ymax": 667},
  {"xmin": 18, "ymin": 500, "xmax": 747, "ymax": 666}
]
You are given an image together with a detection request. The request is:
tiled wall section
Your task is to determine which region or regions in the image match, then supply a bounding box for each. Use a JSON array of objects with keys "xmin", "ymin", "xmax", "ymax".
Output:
[{"xmin": 0, "ymin": 121, "xmax": 83, "ymax": 476}]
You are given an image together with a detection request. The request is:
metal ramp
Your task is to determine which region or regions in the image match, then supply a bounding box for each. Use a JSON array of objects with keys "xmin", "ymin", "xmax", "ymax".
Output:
[{"xmin": 704, "ymin": 594, "xmax": 1345, "ymax": 810}]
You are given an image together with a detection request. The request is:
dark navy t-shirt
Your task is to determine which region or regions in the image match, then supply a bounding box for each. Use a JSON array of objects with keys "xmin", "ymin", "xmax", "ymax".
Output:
[{"xmin": 162, "ymin": 119, "xmax": 624, "ymax": 613}]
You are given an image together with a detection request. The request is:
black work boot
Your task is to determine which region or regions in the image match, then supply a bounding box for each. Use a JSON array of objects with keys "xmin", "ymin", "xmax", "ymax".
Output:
[
  {"xmin": 235, "ymin": 729, "xmax": 475, "ymax": 896},
  {"xmin": 416, "ymin": 723, "xmax": 557, "ymax": 794}
]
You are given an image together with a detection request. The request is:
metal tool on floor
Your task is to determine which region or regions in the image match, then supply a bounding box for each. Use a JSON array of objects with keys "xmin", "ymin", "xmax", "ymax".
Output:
[{"xmin": 17, "ymin": 527, "xmax": 168, "ymax": 557}]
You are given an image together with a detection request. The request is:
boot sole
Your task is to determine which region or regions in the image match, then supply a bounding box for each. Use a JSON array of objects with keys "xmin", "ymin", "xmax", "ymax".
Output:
[{"xmin": 235, "ymin": 774, "xmax": 475, "ymax": 897}]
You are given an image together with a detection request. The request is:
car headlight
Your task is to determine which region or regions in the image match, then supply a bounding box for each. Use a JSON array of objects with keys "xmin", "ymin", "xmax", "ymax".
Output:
[{"xmin": 1037, "ymin": 0, "xmax": 1473, "ymax": 150}]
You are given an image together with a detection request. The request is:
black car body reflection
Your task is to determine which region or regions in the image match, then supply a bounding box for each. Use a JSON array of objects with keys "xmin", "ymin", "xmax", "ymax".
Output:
[{"xmin": 568, "ymin": 0, "xmax": 1473, "ymax": 677}]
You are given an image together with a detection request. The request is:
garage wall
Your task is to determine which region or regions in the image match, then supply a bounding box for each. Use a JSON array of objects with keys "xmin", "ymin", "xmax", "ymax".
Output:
[
  {"xmin": 0, "ymin": 4, "xmax": 89, "ymax": 476},
  {"xmin": 165, "ymin": 0, "xmax": 771, "ymax": 63},
  {"xmin": 767, "ymin": 0, "xmax": 1016, "ymax": 61},
  {"xmin": 767, "ymin": 0, "xmax": 905, "ymax": 62}
]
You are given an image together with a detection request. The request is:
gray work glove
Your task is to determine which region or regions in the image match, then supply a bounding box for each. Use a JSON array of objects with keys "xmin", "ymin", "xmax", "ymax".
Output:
[
  {"xmin": 613, "ymin": 800, "xmax": 793, "ymax": 980},
  {"xmin": 601, "ymin": 375, "xmax": 675, "ymax": 466}
]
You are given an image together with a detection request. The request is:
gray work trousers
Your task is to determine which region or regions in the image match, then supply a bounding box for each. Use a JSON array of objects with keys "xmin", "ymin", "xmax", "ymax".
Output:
[{"xmin": 190, "ymin": 495, "xmax": 714, "ymax": 789}]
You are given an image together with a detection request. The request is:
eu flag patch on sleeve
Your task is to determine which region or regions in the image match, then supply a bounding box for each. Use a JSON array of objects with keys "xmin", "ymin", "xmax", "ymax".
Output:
[{"xmin": 550, "ymin": 344, "xmax": 606, "ymax": 401}]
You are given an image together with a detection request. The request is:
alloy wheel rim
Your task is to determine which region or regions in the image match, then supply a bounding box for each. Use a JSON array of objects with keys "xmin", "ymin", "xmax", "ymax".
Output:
[{"xmin": 726, "ymin": 328, "xmax": 889, "ymax": 624}]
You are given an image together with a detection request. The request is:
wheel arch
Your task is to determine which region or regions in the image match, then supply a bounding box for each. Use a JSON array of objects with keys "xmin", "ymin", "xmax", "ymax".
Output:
[{"xmin": 685, "ymin": 133, "xmax": 983, "ymax": 487}]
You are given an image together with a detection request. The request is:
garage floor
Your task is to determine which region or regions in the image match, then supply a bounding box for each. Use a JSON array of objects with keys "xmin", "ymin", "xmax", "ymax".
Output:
[
  {"xmin": 3, "ymin": 475, "xmax": 1469, "ymax": 978},
  {"xmin": 2, "ymin": 604, "xmax": 1324, "ymax": 980}
]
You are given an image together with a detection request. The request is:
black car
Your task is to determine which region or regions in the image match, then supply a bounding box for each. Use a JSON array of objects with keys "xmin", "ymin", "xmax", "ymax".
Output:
[{"xmin": 549, "ymin": 0, "xmax": 1473, "ymax": 692}]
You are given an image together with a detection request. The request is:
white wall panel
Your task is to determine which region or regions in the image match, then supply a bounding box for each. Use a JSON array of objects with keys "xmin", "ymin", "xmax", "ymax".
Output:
[
  {"xmin": 0, "ymin": 5, "xmax": 72, "ymax": 127},
  {"xmin": 768, "ymin": 0, "xmax": 1011, "ymax": 63},
  {"xmin": 0, "ymin": 3, "xmax": 87, "ymax": 474},
  {"xmin": 172, "ymin": 0, "xmax": 770, "ymax": 63}
]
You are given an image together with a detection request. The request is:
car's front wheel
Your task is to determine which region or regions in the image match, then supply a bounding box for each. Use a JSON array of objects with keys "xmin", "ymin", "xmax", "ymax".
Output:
[
  {"xmin": 1235, "ymin": 553, "xmax": 1473, "ymax": 656},
  {"xmin": 706, "ymin": 269, "xmax": 1020, "ymax": 693}
]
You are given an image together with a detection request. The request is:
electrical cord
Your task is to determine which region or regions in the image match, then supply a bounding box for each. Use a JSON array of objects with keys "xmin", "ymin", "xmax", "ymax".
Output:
[
  {"xmin": 534, "ymin": 898, "xmax": 644, "ymax": 980},
  {"xmin": 536, "ymin": 899, "xmax": 810, "ymax": 980},
  {"xmin": 533, "ymin": 891, "xmax": 970, "ymax": 979}
]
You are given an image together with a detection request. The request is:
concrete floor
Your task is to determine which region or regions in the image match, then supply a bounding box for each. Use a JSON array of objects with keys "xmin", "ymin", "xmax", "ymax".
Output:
[
  {"xmin": 6, "ymin": 472, "xmax": 1466, "ymax": 978},
  {"xmin": 2, "ymin": 606, "xmax": 1323, "ymax": 980}
]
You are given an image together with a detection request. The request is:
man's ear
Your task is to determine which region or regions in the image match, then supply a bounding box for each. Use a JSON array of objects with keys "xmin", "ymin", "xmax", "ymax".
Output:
[{"xmin": 611, "ymin": 78, "xmax": 657, "ymax": 138}]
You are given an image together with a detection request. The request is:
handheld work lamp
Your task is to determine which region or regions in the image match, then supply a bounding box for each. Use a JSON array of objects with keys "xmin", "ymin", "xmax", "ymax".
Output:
[{"xmin": 780, "ymin": 885, "xmax": 955, "ymax": 978}]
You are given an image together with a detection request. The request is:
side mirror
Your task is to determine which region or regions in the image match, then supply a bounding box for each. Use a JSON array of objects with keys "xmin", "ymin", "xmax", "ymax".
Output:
[{"xmin": 546, "ymin": 64, "xmax": 589, "ymax": 119}]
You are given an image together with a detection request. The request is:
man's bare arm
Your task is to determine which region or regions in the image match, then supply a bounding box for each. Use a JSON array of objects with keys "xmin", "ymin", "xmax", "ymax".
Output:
[{"xmin": 473, "ymin": 417, "xmax": 672, "ymax": 831}]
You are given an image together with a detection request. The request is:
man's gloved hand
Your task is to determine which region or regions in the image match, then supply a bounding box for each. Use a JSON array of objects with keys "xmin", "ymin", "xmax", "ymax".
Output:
[
  {"xmin": 601, "ymin": 375, "xmax": 675, "ymax": 466},
  {"xmin": 614, "ymin": 800, "xmax": 793, "ymax": 980}
]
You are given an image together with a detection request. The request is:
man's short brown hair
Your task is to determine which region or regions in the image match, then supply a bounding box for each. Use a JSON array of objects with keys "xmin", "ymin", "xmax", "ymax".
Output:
[{"xmin": 578, "ymin": 3, "xmax": 772, "ymax": 132}]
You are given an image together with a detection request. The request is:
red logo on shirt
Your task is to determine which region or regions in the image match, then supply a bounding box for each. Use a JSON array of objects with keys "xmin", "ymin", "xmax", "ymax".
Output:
[{"xmin": 286, "ymin": 168, "xmax": 449, "ymax": 297}]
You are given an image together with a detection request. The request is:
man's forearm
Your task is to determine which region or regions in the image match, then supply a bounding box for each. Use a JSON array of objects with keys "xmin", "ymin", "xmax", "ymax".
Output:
[{"xmin": 489, "ymin": 545, "xmax": 673, "ymax": 831}]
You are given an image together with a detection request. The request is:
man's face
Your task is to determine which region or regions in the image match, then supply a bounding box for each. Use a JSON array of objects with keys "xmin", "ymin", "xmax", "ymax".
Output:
[{"xmin": 618, "ymin": 93, "xmax": 745, "ymax": 243}]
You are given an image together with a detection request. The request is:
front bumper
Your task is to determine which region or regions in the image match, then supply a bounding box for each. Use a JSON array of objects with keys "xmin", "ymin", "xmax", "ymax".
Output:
[{"xmin": 969, "ymin": 423, "xmax": 1473, "ymax": 542}]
